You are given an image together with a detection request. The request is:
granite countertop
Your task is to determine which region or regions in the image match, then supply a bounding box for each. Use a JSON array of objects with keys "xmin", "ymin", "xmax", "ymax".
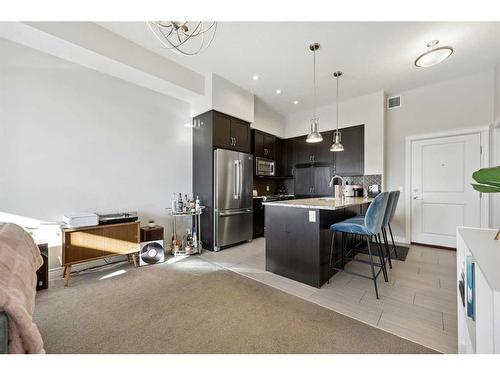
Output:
[
  {"xmin": 262, "ymin": 196, "xmax": 373, "ymax": 210},
  {"xmin": 252, "ymin": 194, "xmax": 295, "ymax": 199}
]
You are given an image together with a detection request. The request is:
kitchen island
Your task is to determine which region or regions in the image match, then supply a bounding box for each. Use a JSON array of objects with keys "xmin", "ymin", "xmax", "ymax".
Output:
[{"xmin": 263, "ymin": 197, "xmax": 372, "ymax": 288}]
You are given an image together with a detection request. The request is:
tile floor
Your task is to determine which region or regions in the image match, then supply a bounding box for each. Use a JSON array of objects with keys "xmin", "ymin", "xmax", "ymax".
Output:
[{"xmin": 201, "ymin": 238, "xmax": 458, "ymax": 353}]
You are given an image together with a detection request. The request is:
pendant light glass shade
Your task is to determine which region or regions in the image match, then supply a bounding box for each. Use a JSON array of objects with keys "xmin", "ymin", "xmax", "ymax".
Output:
[
  {"xmin": 330, "ymin": 131, "xmax": 344, "ymax": 152},
  {"xmin": 306, "ymin": 118, "xmax": 323, "ymax": 143},
  {"xmin": 330, "ymin": 71, "xmax": 344, "ymax": 152},
  {"xmin": 306, "ymin": 43, "xmax": 323, "ymax": 143}
]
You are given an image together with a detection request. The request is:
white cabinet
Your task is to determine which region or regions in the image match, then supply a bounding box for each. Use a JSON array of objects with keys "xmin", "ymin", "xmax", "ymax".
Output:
[{"xmin": 457, "ymin": 227, "xmax": 500, "ymax": 353}]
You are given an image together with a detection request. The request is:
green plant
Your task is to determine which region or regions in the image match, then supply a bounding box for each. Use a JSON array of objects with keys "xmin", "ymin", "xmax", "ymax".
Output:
[
  {"xmin": 471, "ymin": 166, "xmax": 500, "ymax": 240},
  {"xmin": 471, "ymin": 166, "xmax": 500, "ymax": 193}
]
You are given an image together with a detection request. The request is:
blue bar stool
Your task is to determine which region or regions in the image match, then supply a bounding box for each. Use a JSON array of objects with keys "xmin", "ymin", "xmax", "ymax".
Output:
[
  {"xmin": 377, "ymin": 191, "xmax": 398, "ymax": 269},
  {"xmin": 383, "ymin": 190, "xmax": 400, "ymax": 260},
  {"xmin": 328, "ymin": 192, "xmax": 390, "ymax": 299},
  {"xmin": 344, "ymin": 190, "xmax": 399, "ymax": 269}
]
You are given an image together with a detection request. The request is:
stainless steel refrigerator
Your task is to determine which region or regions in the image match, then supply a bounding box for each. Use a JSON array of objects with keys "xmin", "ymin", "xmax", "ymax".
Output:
[{"xmin": 213, "ymin": 149, "xmax": 253, "ymax": 251}]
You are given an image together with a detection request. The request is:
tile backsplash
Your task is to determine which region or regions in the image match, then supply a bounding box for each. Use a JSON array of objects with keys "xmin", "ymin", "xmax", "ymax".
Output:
[
  {"xmin": 284, "ymin": 174, "xmax": 382, "ymax": 196},
  {"xmin": 344, "ymin": 174, "xmax": 382, "ymax": 187}
]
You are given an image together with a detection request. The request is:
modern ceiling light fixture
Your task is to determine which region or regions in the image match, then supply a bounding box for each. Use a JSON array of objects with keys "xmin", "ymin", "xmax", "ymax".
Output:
[
  {"xmin": 414, "ymin": 40, "xmax": 453, "ymax": 68},
  {"xmin": 306, "ymin": 43, "xmax": 323, "ymax": 143},
  {"xmin": 330, "ymin": 71, "xmax": 344, "ymax": 152},
  {"xmin": 146, "ymin": 21, "xmax": 217, "ymax": 56}
]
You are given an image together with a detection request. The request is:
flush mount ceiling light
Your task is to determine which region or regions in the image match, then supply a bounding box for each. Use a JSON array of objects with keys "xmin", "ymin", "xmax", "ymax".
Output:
[
  {"xmin": 414, "ymin": 40, "xmax": 453, "ymax": 68},
  {"xmin": 306, "ymin": 43, "xmax": 323, "ymax": 144},
  {"xmin": 330, "ymin": 71, "xmax": 344, "ymax": 152},
  {"xmin": 146, "ymin": 21, "xmax": 217, "ymax": 56}
]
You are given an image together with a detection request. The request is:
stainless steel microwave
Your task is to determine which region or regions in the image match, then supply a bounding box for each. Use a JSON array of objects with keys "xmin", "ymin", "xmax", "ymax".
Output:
[{"xmin": 255, "ymin": 157, "xmax": 275, "ymax": 176}]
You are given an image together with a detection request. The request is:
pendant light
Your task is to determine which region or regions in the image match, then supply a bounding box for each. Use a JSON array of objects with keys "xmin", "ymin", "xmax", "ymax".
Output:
[
  {"xmin": 306, "ymin": 43, "xmax": 323, "ymax": 143},
  {"xmin": 330, "ymin": 71, "xmax": 344, "ymax": 152}
]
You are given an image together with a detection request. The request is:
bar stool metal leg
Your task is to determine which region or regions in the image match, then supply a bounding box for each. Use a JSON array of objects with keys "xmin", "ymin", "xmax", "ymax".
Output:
[
  {"xmin": 382, "ymin": 228, "xmax": 393, "ymax": 269},
  {"xmin": 375, "ymin": 234, "xmax": 389, "ymax": 282},
  {"xmin": 387, "ymin": 223, "xmax": 399, "ymax": 259},
  {"xmin": 341, "ymin": 232, "xmax": 346, "ymax": 270},
  {"xmin": 365, "ymin": 236, "xmax": 379, "ymax": 299},
  {"xmin": 328, "ymin": 231, "xmax": 335, "ymax": 284}
]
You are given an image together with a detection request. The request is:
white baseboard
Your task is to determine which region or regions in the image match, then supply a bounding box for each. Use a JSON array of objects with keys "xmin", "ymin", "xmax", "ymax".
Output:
[
  {"xmin": 48, "ymin": 255, "xmax": 128, "ymax": 281},
  {"xmin": 392, "ymin": 235, "xmax": 409, "ymax": 246}
]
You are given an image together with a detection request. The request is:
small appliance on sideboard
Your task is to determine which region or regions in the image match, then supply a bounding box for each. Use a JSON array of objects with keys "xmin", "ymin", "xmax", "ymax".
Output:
[
  {"xmin": 255, "ymin": 157, "xmax": 275, "ymax": 176},
  {"xmin": 98, "ymin": 211, "xmax": 138, "ymax": 225},
  {"xmin": 139, "ymin": 225, "xmax": 165, "ymax": 266},
  {"xmin": 62, "ymin": 212, "xmax": 98, "ymax": 228}
]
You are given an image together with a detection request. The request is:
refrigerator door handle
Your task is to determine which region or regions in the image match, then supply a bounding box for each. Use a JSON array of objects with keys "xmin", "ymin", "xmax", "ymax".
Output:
[
  {"xmin": 234, "ymin": 160, "xmax": 239, "ymax": 200},
  {"xmin": 218, "ymin": 209, "xmax": 253, "ymax": 217},
  {"xmin": 238, "ymin": 159, "xmax": 242, "ymax": 200}
]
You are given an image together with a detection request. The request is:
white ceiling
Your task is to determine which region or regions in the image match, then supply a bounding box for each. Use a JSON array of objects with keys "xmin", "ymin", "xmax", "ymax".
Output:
[{"xmin": 99, "ymin": 22, "xmax": 500, "ymax": 116}]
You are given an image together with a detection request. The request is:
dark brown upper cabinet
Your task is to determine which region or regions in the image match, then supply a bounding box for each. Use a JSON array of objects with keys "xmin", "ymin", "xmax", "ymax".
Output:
[
  {"xmin": 252, "ymin": 129, "xmax": 275, "ymax": 159},
  {"xmin": 230, "ymin": 117, "xmax": 251, "ymax": 152},
  {"xmin": 333, "ymin": 125, "xmax": 364, "ymax": 176},
  {"xmin": 293, "ymin": 131, "xmax": 334, "ymax": 166},
  {"xmin": 213, "ymin": 111, "xmax": 251, "ymax": 153}
]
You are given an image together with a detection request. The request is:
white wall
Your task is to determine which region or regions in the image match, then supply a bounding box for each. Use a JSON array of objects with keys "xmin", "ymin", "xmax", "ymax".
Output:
[
  {"xmin": 0, "ymin": 38, "xmax": 192, "ymax": 270},
  {"xmin": 191, "ymin": 73, "xmax": 255, "ymax": 123},
  {"xmin": 385, "ymin": 70, "xmax": 495, "ymax": 241},
  {"xmin": 493, "ymin": 63, "xmax": 500, "ymax": 229},
  {"xmin": 252, "ymin": 97, "xmax": 286, "ymax": 138},
  {"xmin": 495, "ymin": 63, "xmax": 500, "ymax": 122},
  {"xmin": 285, "ymin": 91, "xmax": 385, "ymax": 175}
]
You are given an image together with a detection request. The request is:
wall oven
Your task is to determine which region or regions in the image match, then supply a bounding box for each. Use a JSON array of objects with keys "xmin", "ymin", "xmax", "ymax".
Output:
[{"xmin": 255, "ymin": 157, "xmax": 275, "ymax": 176}]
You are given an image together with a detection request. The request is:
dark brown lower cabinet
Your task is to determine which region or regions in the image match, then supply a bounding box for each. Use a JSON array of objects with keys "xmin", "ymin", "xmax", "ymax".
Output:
[
  {"xmin": 253, "ymin": 198, "xmax": 264, "ymax": 238},
  {"xmin": 265, "ymin": 202, "xmax": 370, "ymax": 288}
]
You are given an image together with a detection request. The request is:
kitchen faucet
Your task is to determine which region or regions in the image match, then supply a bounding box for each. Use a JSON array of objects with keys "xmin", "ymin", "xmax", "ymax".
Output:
[{"xmin": 328, "ymin": 175, "xmax": 346, "ymax": 200}]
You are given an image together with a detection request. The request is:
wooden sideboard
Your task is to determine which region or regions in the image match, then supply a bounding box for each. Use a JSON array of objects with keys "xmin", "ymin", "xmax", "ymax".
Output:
[{"xmin": 62, "ymin": 221, "xmax": 140, "ymax": 286}]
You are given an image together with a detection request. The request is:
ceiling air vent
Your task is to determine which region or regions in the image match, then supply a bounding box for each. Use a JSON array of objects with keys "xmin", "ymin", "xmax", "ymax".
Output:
[{"xmin": 387, "ymin": 96, "xmax": 401, "ymax": 110}]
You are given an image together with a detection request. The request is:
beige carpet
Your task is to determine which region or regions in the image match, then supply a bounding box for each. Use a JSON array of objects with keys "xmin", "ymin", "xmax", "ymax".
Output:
[{"xmin": 34, "ymin": 256, "xmax": 436, "ymax": 354}]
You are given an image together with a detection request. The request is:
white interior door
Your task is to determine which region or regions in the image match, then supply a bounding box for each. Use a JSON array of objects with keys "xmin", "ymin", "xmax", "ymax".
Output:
[{"xmin": 411, "ymin": 133, "xmax": 481, "ymax": 248}]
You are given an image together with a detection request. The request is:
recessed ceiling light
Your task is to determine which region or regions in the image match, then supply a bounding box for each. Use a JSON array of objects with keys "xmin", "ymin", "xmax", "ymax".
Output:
[
  {"xmin": 252, "ymin": 75, "xmax": 259, "ymax": 81},
  {"xmin": 276, "ymin": 89, "xmax": 282, "ymax": 94},
  {"xmin": 414, "ymin": 40, "xmax": 453, "ymax": 68},
  {"xmin": 293, "ymin": 100, "xmax": 299, "ymax": 105}
]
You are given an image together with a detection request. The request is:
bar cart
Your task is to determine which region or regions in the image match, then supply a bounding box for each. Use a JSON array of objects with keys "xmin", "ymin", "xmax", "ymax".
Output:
[{"xmin": 166, "ymin": 206, "xmax": 204, "ymax": 257}]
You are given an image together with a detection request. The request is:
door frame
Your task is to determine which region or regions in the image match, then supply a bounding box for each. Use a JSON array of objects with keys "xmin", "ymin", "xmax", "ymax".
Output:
[{"xmin": 404, "ymin": 125, "xmax": 491, "ymax": 245}]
